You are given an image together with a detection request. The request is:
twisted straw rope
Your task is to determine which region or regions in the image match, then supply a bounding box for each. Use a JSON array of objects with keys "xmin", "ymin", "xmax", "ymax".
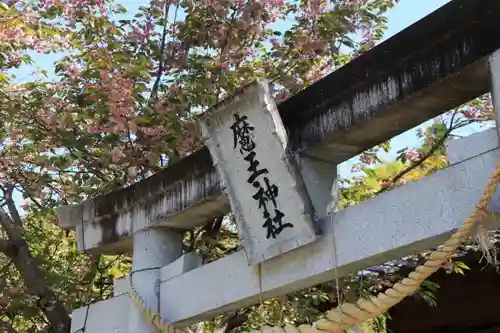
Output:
[{"xmin": 129, "ymin": 163, "xmax": 500, "ymax": 333}]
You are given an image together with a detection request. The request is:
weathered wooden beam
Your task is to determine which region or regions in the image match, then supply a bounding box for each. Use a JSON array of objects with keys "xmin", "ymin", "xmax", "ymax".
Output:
[
  {"xmin": 158, "ymin": 130, "xmax": 500, "ymax": 326},
  {"xmin": 57, "ymin": 0, "xmax": 500, "ymax": 252}
]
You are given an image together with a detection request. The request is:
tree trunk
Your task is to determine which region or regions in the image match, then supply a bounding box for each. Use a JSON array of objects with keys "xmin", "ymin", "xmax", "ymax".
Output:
[
  {"xmin": 0, "ymin": 207, "xmax": 71, "ymax": 333},
  {"xmin": 8, "ymin": 238, "xmax": 72, "ymax": 332}
]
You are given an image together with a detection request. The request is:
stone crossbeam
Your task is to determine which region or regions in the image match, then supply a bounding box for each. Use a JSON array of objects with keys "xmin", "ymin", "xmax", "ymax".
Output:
[{"xmin": 281, "ymin": 0, "xmax": 500, "ymax": 160}]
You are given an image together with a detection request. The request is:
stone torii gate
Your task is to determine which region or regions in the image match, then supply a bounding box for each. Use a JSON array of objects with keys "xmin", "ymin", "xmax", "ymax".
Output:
[{"xmin": 56, "ymin": 1, "xmax": 500, "ymax": 332}]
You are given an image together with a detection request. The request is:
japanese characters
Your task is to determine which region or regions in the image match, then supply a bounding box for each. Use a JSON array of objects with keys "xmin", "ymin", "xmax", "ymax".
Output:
[{"xmin": 230, "ymin": 113, "xmax": 294, "ymax": 239}]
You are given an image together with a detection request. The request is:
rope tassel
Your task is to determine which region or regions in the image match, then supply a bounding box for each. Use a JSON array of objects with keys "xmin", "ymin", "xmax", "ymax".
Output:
[{"xmin": 128, "ymin": 163, "xmax": 500, "ymax": 333}]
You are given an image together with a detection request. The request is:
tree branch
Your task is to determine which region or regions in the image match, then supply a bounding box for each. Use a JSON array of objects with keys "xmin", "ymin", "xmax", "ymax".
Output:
[
  {"xmin": 3, "ymin": 184, "xmax": 22, "ymax": 227},
  {"xmin": 0, "ymin": 210, "xmax": 20, "ymax": 238},
  {"xmin": 224, "ymin": 309, "xmax": 252, "ymax": 333},
  {"xmin": 0, "ymin": 239, "xmax": 11, "ymax": 254},
  {"xmin": 0, "ymin": 321, "xmax": 19, "ymax": 333},
  {"xmin": 375, "ymin": 110, "xmax": 476, "ymax": 195},
  {"xmin": 149, "ymin": 2, "xmax": 172, "ymax": 104},
  {"xmin": 213, "ymin": 309, "xmax": 252, "ymax": 333},
  {"xmin": 214, "ymin": 10, "xmax": 237, "ymax": 104},
  {"xmin": 0, "ymin": 205, "xmax": 71, "ymax": 332}
]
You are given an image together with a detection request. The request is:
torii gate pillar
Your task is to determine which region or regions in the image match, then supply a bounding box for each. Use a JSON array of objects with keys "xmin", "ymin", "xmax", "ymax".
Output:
[{"xmin": 128, "ymin": 228, "xmax": 183, "ymax": 333}]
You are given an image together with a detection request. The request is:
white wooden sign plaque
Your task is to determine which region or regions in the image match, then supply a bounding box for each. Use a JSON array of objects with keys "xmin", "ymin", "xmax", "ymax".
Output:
[{"xmin": 199, "ymin": 79, "xmax": 317, "ymax": 265}]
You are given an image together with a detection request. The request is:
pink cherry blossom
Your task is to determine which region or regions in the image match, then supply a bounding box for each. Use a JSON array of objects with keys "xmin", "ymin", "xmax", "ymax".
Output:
[
  {"xmin": 111, "ymin": 147, "xmax": 125, "ymax": 164},
  {"xmin": 405, "ymin": 149, "xmax": 420, "ymax": 163},
  {"xmin": 67, "ymin": 64, "xmax": 82, "ymax": 80},
  {"xmin": 127, "ymin": 166, "xmax": 138, "ymax": 180}
]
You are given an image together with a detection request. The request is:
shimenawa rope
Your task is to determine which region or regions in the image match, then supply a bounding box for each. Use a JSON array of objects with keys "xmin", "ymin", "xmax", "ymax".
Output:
[{"xmin": 128, "ymin": 163, "xmax": 500, "ymax": 333}]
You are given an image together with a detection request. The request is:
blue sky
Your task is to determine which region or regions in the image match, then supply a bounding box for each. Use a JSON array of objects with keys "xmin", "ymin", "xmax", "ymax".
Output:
[
  {"xmin": 384, "ymin": 0, "xmax": 450, "ymax": 38},
  {"xmin": 11, "ymin": 0, "xmax": 456, "ymax": 203}
]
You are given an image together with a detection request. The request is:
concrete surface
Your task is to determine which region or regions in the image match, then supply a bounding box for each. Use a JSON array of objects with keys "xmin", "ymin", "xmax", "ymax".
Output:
[
  {"xmin": 128, "ymin": 228, "xmax": 183, "ymax": 333},
  {"xmin": 157, "ymin": 130, "xmax": 500, "ymax": 326},
  {"xmin": 71, "ymin": 295, "xmax": 129, "ymax": 333},
  {"xmin": 68, "ymin": 127, "xmax": 500, "ymax": 330}
]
